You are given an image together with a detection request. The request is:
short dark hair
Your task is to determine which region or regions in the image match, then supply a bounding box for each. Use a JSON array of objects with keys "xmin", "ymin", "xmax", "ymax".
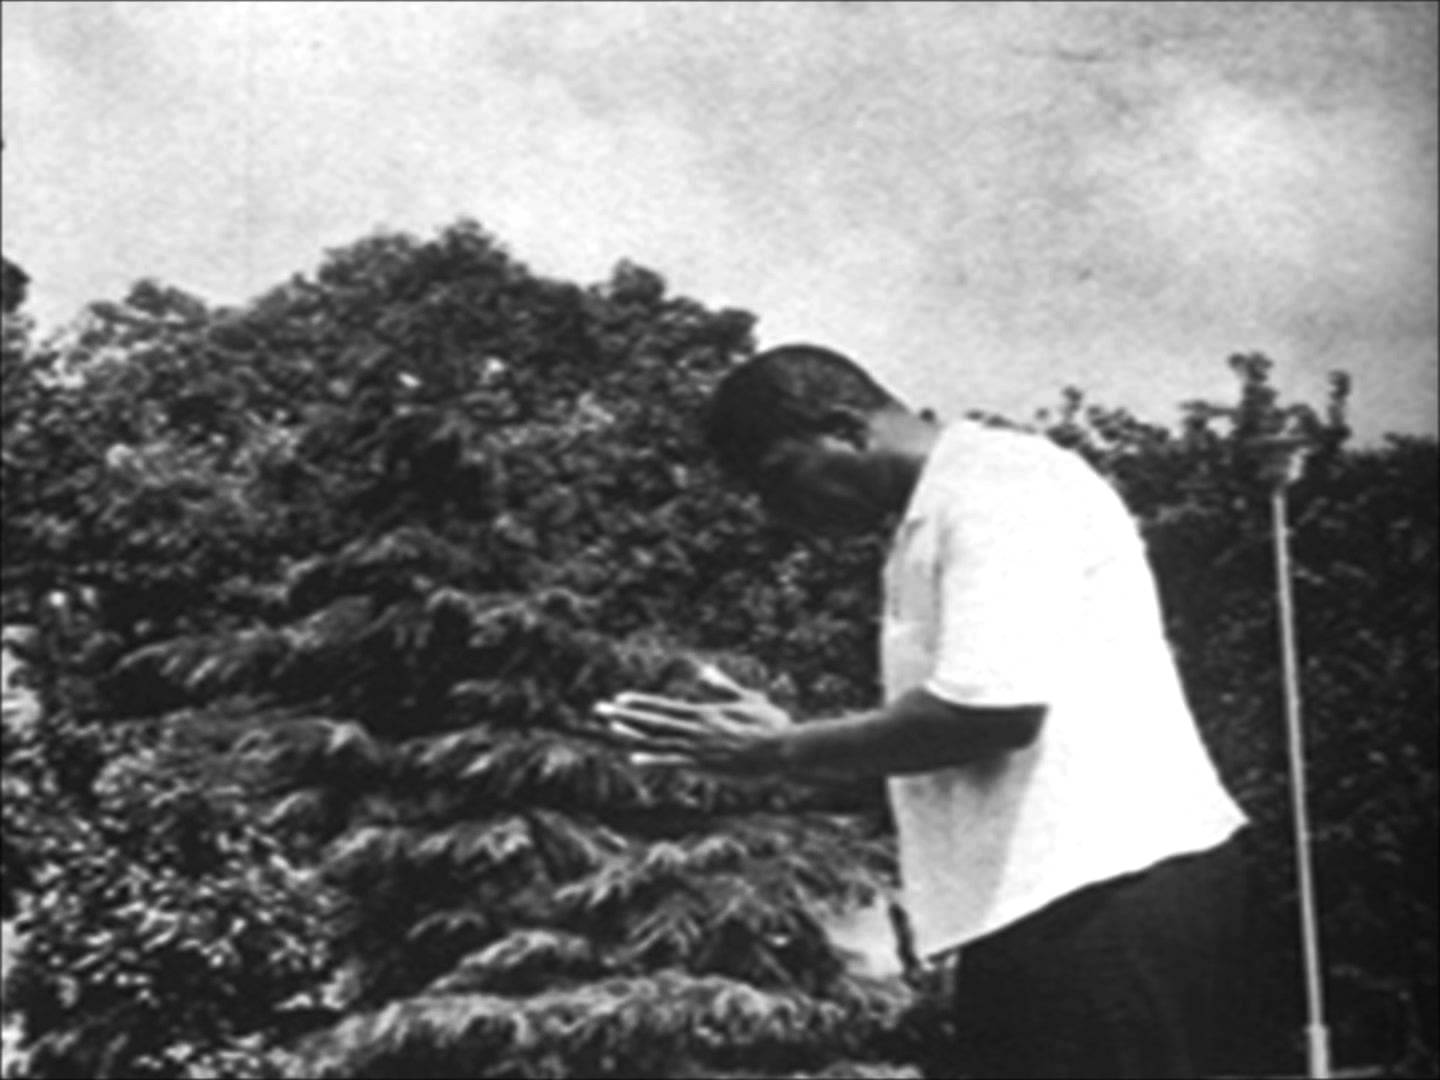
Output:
[{"xmin": 703, "ymin": 344, "xmax": 902, "ymax": 486}]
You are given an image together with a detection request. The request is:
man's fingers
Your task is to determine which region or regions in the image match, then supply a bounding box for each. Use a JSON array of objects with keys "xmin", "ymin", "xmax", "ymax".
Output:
[
  {"xmin": 595, "ymin": 702, "xmax": 704, "ymax": 737},
  {"xmin": 610, "ymin": 727, "xmax": 697, "ymax": 756},
  {"xmin": 612, "ymin": 692, "xmax": 708, "ymax": 718},
  {"xmin": 629, "ymin": 752, "xmax": 694, "ymax": 767},
  {"xmin": 694, "ymin": 662, "xmax": 749, "ymax": 698},
  {"xmin": 570, "ymin": 719, "xmax": 690, "ymax": 753}
]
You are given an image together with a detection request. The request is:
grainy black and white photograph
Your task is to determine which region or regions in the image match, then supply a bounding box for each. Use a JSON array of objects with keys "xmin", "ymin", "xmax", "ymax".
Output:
[{"xmin": 1, "ymin": 3, "xmax": 1435, "ymax": 1078}]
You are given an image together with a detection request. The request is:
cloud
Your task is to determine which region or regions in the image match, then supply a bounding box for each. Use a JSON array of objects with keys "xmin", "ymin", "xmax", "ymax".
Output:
[
  {"xmin": 2, "ymin": 1, "xmax": 1434, "ymax": 438},
  {"xmin": 464, "ymin": 2, "xmax": 1435, "ymax": 425}
]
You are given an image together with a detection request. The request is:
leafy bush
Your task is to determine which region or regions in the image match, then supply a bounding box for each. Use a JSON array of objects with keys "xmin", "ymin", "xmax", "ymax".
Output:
[
  {"xmin": 3, "ymin": 224, "xmax": 914, "ymax": 1079},
  {"xmin": 2, "ymin": 710, "xmax": 335, "ymax": 1079}
]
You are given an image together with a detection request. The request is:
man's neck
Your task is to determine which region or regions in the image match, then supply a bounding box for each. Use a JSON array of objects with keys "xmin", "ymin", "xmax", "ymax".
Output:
[
  {"xmin": 870, "ymin": 408, "xmax": 941, "ymax": 458},
  {"xmin": 868, "ymin": 409, "xmax": 942, "ymax": 517}
]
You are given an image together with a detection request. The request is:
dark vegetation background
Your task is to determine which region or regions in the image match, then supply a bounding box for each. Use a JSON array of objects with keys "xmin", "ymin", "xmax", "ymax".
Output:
[{"xmin": 2, "ymin": 221, "xmax": 1435, "ymax": 1078}]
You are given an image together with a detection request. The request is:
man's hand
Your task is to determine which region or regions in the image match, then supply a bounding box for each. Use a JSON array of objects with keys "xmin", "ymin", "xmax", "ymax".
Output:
[{"xmin": 593, "ymin": 663, "xmax": 793, "ymax": 775}]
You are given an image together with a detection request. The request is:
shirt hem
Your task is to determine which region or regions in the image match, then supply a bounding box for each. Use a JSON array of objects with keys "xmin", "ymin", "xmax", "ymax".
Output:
[{"xmin": 913, "ymin": 820, "xmax": 1248, "ymax": 962}]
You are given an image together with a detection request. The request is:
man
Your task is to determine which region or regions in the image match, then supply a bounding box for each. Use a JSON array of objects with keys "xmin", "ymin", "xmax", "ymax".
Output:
[{"xmin": 598, "ymin": 344, "xmax": 1252, "ymax": 1078}]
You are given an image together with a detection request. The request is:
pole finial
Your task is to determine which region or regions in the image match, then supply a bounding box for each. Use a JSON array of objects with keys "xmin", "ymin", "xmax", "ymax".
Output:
[{"xmin": 1252, "ymin": 433, "xmax": 1310, "ymax": 490}]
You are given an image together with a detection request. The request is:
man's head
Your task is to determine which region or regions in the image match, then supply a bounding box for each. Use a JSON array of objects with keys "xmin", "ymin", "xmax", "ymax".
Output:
[{"xmin": 703, "ymin": 344, "xmax": 935, "ymax": 535}]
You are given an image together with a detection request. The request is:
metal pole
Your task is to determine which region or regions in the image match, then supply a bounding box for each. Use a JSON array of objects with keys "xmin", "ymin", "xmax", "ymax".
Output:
[{"xmin": 1269, "ymin": 473, "xmax": 1332, "ymax": 1080}]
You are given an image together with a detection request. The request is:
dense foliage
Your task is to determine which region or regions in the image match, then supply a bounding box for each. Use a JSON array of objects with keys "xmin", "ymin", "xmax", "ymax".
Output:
[
  {"xmin": 2, "ymin": 710, "xmax": 333, "ymax": 1079},
  {"xmin": 2, "ymin": 221, "xmax": 1435, "ymax": 1078},
  {"xmin": 2, "ymin": 224, "xmax": 909, "ymax": 1080}
]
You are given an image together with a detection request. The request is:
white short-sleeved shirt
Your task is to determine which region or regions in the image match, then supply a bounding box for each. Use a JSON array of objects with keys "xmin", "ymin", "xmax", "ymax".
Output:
[{"xmin": 883, "ymin": 420, "xmax": 1246, "ymax": 959}]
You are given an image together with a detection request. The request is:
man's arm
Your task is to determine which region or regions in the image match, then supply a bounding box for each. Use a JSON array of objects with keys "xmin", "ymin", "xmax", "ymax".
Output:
[
  {"xmin": 597, "ymin": 684, "xmax": 1044, "ymax": 780},
  {"xmin": 767, "ymin": 688, "xmax": 1044, "ymax": 780}
]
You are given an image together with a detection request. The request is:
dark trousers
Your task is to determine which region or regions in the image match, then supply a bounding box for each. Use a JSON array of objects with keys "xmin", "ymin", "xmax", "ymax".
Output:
[{"xmin": 930, "ymin": 834, "xmax": 1257, "ymax": 1079}]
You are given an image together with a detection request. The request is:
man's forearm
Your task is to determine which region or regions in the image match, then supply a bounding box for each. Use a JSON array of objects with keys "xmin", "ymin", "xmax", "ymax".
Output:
[{"xmin": 765, "ymin": 688, "xmax": 1044, "ymax": 780}]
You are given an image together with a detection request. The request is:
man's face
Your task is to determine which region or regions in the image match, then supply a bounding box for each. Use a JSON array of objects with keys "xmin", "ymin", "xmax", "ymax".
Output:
[{"xmin": 754, "ymin": 437, "xmax": 895, "ymax": 537}]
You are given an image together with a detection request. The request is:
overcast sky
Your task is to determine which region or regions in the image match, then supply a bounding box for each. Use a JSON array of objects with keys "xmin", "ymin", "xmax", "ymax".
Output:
[{"xmin": 3, "ymin": 1, "xmax": 1435, "ymax": 441}]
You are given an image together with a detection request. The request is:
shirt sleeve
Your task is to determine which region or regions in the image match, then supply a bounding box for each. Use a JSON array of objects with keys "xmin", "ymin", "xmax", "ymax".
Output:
[{"xmin": 924, "ymin": 479, "xmax": 1077, "ymax": 708}]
